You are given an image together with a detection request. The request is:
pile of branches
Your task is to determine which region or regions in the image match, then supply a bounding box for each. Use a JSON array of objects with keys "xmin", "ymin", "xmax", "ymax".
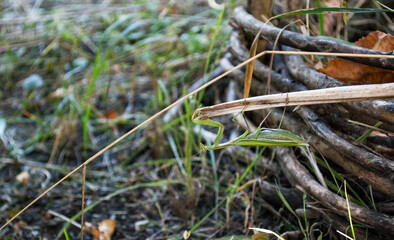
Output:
[{"xmin": 200, "ymin": 6, "xmax": 394, "ymax": 239}]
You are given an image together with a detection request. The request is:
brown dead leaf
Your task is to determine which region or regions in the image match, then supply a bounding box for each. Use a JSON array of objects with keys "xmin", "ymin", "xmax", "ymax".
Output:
[
  {"xmin": 13, "ymin": 220, "xmax": 27, "ymax": 235},
  {"xmin": 319, "ymin": 59, "xmax": 394, "ymax": 84},
  {"xmin": 84, "ymin": 219, "xmax": 117, "ymax": 240},
  {"xmin": 16, "ymin": 171, "xmax": 30, "ymax": 185},
  {"xmin": 97, "ymin": 109, "xmax": 119, "ymax": 119},
  {"xmin": 98, "ymin": 219, "xmax": 116, "ymax": 240},
  {"xmin": 84, "ymin": 222, "xmax": 100, "ymax": 238},
  {"xmin": 318, "ymin": 31, "xmax": 394, "ymax": 84},
  {"xmin": 41, "ymin": 211, "xmax": 51, "ymax": 220},
  {"xmin": 355, "ymin": 31, "xmax": 394, "ymax": 52},
  {"xmin": 103, "ymin": 110, "xmax": 119, "ymax": 119}
]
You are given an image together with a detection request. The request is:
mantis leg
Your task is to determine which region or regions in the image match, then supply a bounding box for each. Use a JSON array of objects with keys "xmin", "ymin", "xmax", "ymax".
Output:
[
  {"xmin": 192, "ymin": 114, "xmax": 224, "ymax": 147},
  {"xmin": 231, "ymin": 98, "xmax": 254, "ymax": 132}
]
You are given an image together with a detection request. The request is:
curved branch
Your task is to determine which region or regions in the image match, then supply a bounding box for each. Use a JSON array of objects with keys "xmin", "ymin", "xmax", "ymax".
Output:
[{"xmin": 276, "ymin": 146, "xmax": 394, "ymax": 236}]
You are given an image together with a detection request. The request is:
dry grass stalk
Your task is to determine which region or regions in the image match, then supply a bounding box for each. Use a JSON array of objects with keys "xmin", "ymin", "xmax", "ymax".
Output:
[{"xmin": 195, "ymin": 83, "xmax": 394, "ymax": 119}]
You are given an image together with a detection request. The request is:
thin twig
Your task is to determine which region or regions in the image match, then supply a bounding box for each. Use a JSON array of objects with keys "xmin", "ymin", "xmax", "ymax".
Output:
[
  {"xmin": 47, "ymin": 210, "xmax": 81, "ymax": 229},
  {"xmin": 80, "ymin": 165, "xmax": 87, "ymax": 240}
]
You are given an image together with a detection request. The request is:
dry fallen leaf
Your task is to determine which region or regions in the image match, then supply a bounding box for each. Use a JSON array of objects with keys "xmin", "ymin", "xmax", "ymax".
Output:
[
  {"xmin": 355, "ymin": 31, "xmax": 394, "ymax": 52},
  {"xmin": 13, "ymin": 220, "xmax": 27, "ymax": 235},
  {"xmin": 101, "ymin": 110, "xmax": 119, "ymax": 119},
  {"xmin": 84, "ymin": 219, "xmax": 116, "ymax": 240},
  {"xmin": 98, "ymin": 219, "xmax": 116, "ymax": 240},
  {"xmin": 84, "ymin": 222, "xmax": 100, "ymax": 238},
  {"xmin": 318, "ymin": 31, "xmax": 394, "ymax": 84},
  {"xmin": 319, "ymin": 58, "xmax": 394, "ymax": 84},
  {"xmin": 16, "ymin": 171, "xmax": 30, "ymax": 185}
]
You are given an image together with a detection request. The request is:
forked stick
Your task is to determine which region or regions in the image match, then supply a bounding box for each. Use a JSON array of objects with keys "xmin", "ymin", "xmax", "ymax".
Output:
[{"xmin": 1, "ymin": 50, "xmax": 393, "ymax": 231}]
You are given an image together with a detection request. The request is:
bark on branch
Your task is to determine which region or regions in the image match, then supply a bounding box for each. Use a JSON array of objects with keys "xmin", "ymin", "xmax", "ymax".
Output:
[{"xmin": 276, "ymin": 146, "xmax": 394, "ymax": 236}]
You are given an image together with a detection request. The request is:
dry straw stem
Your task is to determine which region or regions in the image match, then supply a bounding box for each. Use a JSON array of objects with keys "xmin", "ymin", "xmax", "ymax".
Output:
[
  {"xmin": 1, "ymin": 49, "xmax": 393, "ymax": 231},
  {"xmin": 195, "ymin": 83, "xmax": 394, "ymax": 119}
]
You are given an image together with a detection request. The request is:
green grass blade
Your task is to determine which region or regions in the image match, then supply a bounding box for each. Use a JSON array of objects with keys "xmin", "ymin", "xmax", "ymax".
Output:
[
  {"xmin": 316, "ymin": 0, "xmax": 325, "ymax": 36},
  {"xmin": 237, "ymin": 147, "xmax": 265, "ymax": 185},
  {"xmin": 276, "ymin": 187, "xmax": 308, "ymax": 238},
  {"xmin": 355, "ymin": 121, "xmax": 383, "ymax": 143},
  {"xmin": 317, "ymin": 156, "xmax": 368, "ymax": 208},
  {"xmin": 205, "ymin": 137, "xmax": 219, "ymax": 191},
  {"xmin": 158, "ymin": 80, "xmax": 170, "ymax": 106},
  {"xmin": 324, "ymin": 178, "xmax": 367, "ymax": 207},
  {"xmin": 197, "ymin": 4, "xmax": 226, "ymax": 103},
  {"xmin": 369, "ymin": 186, "xmax": 377, "ymax": 211},
  {"xmin": 203, "ymin": 5, "xmax": 226, "ymax": 77},
  {"xmin": 103, "ymin": 14, "xmax": 134, "ymax": 37},
  {"xmin": 372, "ymin": 0, "xmax": 394, "ymax": 11},
  {"xmin": 82, "ymin": 44, "xmax": 103, "ymax": 156},
  {"xmin": 276, "ymin": 189, "xmax": 296, "ymax": 216},
  {"xmin": 82, "ymin": 106, "xmax": 91, "ymax": 157},
  {"xmin": 226, "ymin": 147, "xmax": 265, "ymax": 223},
  {"xmin": 344, "ymin": 181, "xmax": 356, "ymax": 240},
  {"xmin": 63, "ymin": 230, "xmax": 70, "ymax": 240},
  {"xmin": 303, "ymin": 194, "xmax": 310, "ymax": 235},
  {"xmin": 166, "ymin": 133, "xmax": 186, "ymax": 175}
]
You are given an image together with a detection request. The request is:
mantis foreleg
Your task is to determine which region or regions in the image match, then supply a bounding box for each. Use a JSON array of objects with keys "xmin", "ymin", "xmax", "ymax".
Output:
[{"xmin": 192, "ymin": 112, "xmax": 225, "ymax": 148}]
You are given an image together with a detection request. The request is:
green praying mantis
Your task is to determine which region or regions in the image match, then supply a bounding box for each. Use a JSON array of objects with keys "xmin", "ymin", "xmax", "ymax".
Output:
[
  {"xmin": 192, "ymin": 112, "xmax": 308, "ymax": 151},
  {"xmin": 192, "ymin": 111, "xmax": 328, "ymax": 187}
]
